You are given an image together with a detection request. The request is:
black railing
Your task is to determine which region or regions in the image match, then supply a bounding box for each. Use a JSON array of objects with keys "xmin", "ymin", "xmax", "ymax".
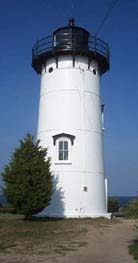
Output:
[
  {"xmin": 33, "ymin": 36, "xmax": 52, "ymax": 56},
  {"xmin": 32, "ymin": 33, "xmax": 110, "ymax": 74},
  {"xmin": 32, "ymin": 34, "xmax": 109, "ymax": 60},
  {"xmin": 89, "ymin": 36, "xmax": 109, "ymax": 58}
]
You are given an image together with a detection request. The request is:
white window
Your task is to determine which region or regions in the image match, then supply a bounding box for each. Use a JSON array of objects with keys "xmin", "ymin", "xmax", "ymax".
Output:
[
  {"xmin": 52, "ymin": 133, "xmax": 75, "ymax": 164},
  {"xmin": 58, "ymin": 140, "xmax": 69, "ymax": 161},
  {"xmin": 56, "ymin": 137, "xmax": 70, "ymax": 162}
]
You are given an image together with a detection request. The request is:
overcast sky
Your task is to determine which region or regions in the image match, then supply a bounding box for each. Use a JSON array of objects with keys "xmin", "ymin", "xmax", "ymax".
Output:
[{"xmin": 0, "ymin": 0, "xmax": 138, "ymax": 196}]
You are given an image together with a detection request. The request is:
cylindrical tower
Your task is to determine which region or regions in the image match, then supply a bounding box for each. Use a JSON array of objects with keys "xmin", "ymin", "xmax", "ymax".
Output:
[{"xmin": 32, "ymin": 18, "xmax": 111, "ymax": 218}]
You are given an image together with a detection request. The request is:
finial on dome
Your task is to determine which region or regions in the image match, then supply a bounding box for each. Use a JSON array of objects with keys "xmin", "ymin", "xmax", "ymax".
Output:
[{"xmin": 69, "ymin": 17, "xmax": 75, "ymax": 27}]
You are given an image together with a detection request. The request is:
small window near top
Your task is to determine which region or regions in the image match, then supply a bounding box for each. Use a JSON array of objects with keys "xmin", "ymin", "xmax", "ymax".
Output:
[
  {"xmin": 93, "ymin": 69, "xmax": 96, "ymax": 75},
  {"xmin": 58, "ymin": 140, "xmax": 69, "ymax": 161},
  {"xmin": 49, "ymin": 67, "xmax": 53, "ymax": 73}
]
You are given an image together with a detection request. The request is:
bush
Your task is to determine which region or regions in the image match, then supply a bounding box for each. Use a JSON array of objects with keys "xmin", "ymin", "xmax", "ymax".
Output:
[
  {"xmin": 0, "ymin": 202, "xmax": 3, "ymax": 208},
  {"xmin": 129, "ymin": 239, "xmax": 138, "ymax": 260},
  {"xmin": 108, "ymin": 198, "xmax": 119, "ymax": 213},
  {"xmin": 124, "ymin": 199, "xmax": 138, "ymax": 219},
  {"xmin": 2, "ymin": 134, "xmax": 53, "ymax": 219}
]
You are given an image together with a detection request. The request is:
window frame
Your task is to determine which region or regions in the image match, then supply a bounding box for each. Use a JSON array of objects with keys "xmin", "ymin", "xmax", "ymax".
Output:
[
  {"xmin": 58, "ymin": 140, "xmax": 69, "ymax": 161},
  {"xmin": 56, "ymin": 137, "xmax": 71, "ymax": 164},
  {"xmin": 52, "ymin": 133, "xmax": 75, "ymax": 164}
]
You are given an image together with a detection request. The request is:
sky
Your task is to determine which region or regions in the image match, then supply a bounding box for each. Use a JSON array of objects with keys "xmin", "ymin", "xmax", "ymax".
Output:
[{"xmin": 0, "ymin": 0, "xmax": 138, "ymax": 196}]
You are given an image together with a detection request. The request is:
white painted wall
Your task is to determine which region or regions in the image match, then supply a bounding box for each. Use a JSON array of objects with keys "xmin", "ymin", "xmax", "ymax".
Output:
[{"xmin": 37, "ymin": 55, "xmax": 110, "ymax": 218}]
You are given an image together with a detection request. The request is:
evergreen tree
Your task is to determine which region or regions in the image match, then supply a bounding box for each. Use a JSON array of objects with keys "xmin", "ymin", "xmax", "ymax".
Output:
[{"xmin": 2, "ymin": 134, "xmax": 53, "ymax": 218}]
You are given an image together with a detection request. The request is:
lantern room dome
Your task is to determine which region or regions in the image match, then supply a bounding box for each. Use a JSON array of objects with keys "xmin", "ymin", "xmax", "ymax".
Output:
[{"xmin": 53, "ymin": 17, "xmax": 89, "ymax": 52}]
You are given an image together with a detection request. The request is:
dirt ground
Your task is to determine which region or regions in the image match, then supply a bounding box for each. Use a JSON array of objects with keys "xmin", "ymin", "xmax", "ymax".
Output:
[
  {"xmin": 46, "ymin": 218, "xmax": 137, "ymax": 263},
  {"xmin": 0, "ymin": 218, "xmax": 137, "ymax": 263},
  {"xmin": 55, "ymin": 218, "xmax": 137, "ymax": 263}
]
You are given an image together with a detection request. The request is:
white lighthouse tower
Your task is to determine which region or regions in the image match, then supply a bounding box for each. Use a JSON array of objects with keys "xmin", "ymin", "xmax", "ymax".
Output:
[{"xmin": 32, "ymin": 18, "xmax": 111, "ymax": 218}]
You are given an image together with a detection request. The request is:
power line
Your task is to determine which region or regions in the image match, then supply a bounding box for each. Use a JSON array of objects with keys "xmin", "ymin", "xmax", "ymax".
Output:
[
  {"xmin": 95, "ymin": 0, "xmax": 119, "ymax": 36},
  {"xmin": 76, "ymin": 0, "xmax": 119, "ymax": 62}
]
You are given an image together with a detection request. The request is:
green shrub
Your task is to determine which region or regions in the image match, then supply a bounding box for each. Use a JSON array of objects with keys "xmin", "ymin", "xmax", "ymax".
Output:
[
  {"xmin": 129, "ymin": 239, "xmax": 138, "ymax": 260},
  {"xmin": 2, "ymin": 134, "xmax": 53, "ymax": 219},
  {"xmin": 108, "ymin": 198, "xmax": 119, "ymax": 213},
  {"xmin": 0, "ymin": 202, "xmax": 3, "ymax": 208},
  {"xmin": 124, "ymin": 199, "xmax": 138, "ymax": 219}
]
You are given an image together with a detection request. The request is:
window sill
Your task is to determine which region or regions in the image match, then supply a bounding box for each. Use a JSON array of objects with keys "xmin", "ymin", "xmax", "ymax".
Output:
[{"xmin": 54, "ymin": 162, "xmax": 72, "ymax": 165}]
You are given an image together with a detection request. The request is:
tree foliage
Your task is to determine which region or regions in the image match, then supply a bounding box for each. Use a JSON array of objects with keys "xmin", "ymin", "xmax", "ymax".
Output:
[
  {"xmin": 108, "ymin": 198, "xmax": 119, "ymax": 213},
  {"xmin": 123, "ymin": 199, "xmax": 138, "ymax": 219},
  {"xmin": 2, "ymin": 134, "xmax": 53, "ymax": 218}
]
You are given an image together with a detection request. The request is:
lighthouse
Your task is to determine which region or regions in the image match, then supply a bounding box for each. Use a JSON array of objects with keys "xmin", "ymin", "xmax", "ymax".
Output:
[{"xmin": 32, "ymin": 18, "xmax": 111, "ymax": 218}]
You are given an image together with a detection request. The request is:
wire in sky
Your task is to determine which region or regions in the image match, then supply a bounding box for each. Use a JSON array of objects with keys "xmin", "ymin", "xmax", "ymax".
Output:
[{"xmin": 95, "ymin": 0, "xmax": 119, "ymax": 36}]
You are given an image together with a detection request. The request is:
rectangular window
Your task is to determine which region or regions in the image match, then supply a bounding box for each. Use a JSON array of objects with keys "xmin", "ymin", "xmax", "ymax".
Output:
[{"xmin": 58, "ymin": 140, "xmax": 68, "ymax": 160}]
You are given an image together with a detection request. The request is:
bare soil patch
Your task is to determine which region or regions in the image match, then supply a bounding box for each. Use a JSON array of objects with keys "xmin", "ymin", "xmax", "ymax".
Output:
[{"xmin": 0, "ymin": 214, "xmax": 136, "ymax": 263}]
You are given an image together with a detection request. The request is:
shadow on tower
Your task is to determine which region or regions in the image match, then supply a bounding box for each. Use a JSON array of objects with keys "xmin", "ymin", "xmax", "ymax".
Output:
[{"xmin": 38, "ymin": 175, "xmax": 65, "ymax": 218}]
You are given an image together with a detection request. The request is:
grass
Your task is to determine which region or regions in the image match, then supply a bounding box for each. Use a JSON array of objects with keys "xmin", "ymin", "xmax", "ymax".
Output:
[
  {"xmin": 129, "ymin": 239, "xmax": 138, "ymax": 261},
  {"xmin": 0, "ymin": 240, "xmax": 16, "ymax": 252},
  {"xmin": 128, "ymin": 224, "xmax": 138, "ymax": 262},
  {"xmin": 0, "ymin": 214, "xmax": 115, "ymax": 258}
]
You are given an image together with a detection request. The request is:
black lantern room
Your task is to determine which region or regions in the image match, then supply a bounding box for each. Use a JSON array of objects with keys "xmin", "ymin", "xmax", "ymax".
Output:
[{"xmin": 32, "ymin": 18, "xmax": 110, "ymax": 74}]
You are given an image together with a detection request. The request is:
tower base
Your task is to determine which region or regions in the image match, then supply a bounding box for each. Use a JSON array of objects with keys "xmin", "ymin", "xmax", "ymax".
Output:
[{"xmin": 37, "ymin": 210, "xmax": 112, "ymax": 219}]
